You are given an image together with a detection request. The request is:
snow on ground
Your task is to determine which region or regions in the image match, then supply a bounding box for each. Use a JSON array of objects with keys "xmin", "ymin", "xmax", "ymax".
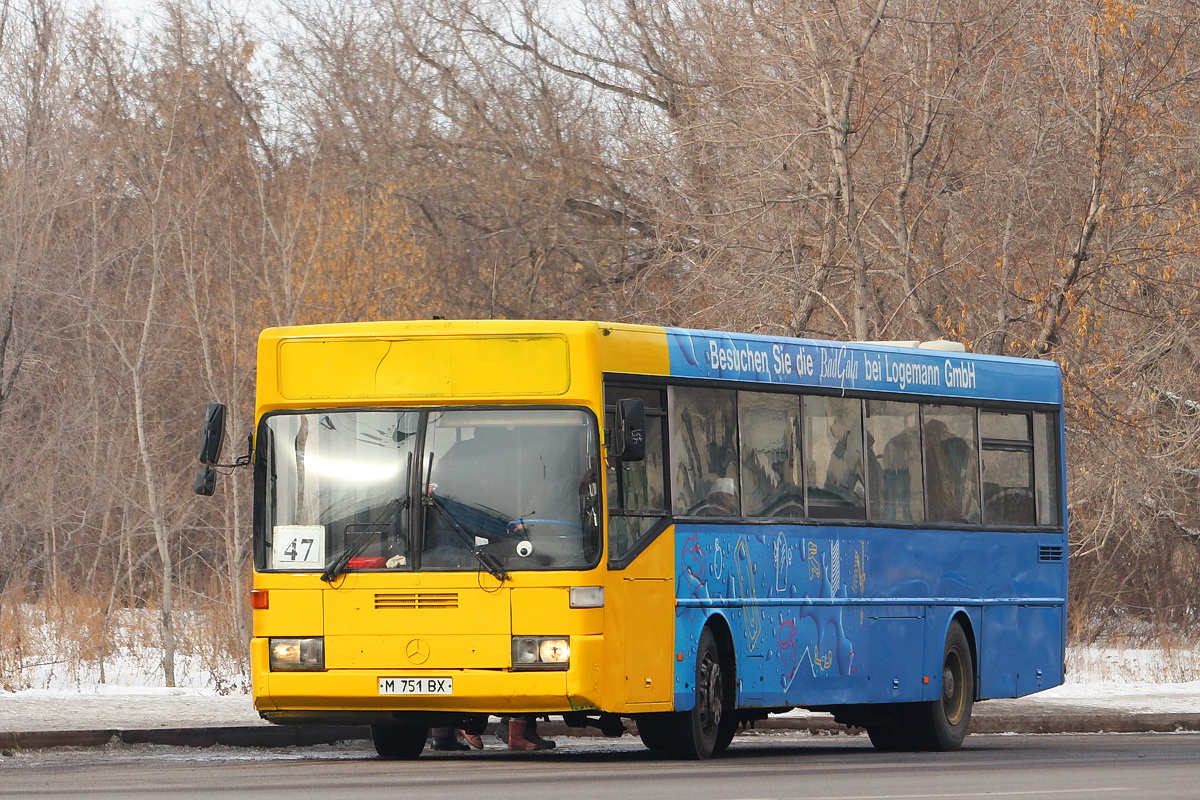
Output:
[
  {"xmin": 0, "ymin": 687, "xmax": 265, "ymax": 732},
  {"xmin": 1027, "ymin": 643, "xmax": 1200, "ymax": 713},
  {"xmin": 2, "ymin": 644, "xmax": 260, "ymax": 732},
  {"xmin": 2, "ymin": 644, "xmax": 1198, "ymax": 734}
]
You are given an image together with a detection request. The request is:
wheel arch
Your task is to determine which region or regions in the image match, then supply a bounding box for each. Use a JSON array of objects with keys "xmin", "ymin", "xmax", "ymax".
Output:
[
  {"xmin": 675, "ymin": 611, "xmax": 736, "ymax": 712},
  {"xmin": 947, "ymin": 609, "xmax": 979, "ymax": 700},
  {"xmin": 703, "ymin": 612, "xmax": 737, "ymax": 692}
]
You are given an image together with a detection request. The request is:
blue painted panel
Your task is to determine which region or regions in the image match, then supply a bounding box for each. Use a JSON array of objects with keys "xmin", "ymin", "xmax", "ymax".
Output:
[
  {"xmin": 980, "ymin": 604, "xmax": 1065, "ymax": 697},
  {"xmin": 980, "ymin": 605, "xmax": 1020, "ymax": 697},
  {"xmin": 672, "ymin": 523, "xmax": 1066, "ymax": 710},
  {"xmin": 867, "ymin": 613, "xmax": 925, "ymax": 702},
  {"xmin": 666, "ymin": 327, "xmax": 1063, "ymax": 405}
]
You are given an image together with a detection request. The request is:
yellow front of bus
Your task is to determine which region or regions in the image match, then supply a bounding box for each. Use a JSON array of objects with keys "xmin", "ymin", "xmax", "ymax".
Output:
[{"xmin": 247, "ymin": 321, "xmax": 660, "ymax": 749}]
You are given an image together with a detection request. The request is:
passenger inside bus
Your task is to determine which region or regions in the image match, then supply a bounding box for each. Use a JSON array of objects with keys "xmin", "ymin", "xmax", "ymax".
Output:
[
  {"xmin": 697, "ymin": 477, "xmax": 739, "ymax": 516},
  {"xmin": 879, "ymin": 427, "xmax": 923, "ymax": 522},
  {"xmin": 923, "ymin": 419, "xmax": 980, "ymax": 523}
]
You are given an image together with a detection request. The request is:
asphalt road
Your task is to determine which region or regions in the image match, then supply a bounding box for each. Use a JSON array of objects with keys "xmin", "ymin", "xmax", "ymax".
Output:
[{"xmin": 2, "ymin": 731, "xmax": 1197, "ymax": 799}]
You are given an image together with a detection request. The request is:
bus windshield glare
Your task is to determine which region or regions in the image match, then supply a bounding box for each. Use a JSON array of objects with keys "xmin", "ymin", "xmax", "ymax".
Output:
[{"xmin": 261, "ymin": 408, "xmax": 600, "ymax": 574}]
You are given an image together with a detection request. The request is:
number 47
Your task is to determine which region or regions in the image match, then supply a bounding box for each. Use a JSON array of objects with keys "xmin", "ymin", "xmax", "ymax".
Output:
[{"xmin": 282, "ymin": 538, "xmax": 315, "ymax": 561}]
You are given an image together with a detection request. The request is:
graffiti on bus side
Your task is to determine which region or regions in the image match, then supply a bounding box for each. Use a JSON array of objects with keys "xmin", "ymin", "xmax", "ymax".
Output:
[{"xmin": 676, "ymin": 529, "xmax": 867, "ymax": 701}]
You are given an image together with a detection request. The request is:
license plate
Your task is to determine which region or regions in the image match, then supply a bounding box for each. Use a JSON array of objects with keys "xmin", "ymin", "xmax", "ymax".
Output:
[{"xmin": 378, "ymin": 677, "xmax": 453, "ymax": 695}]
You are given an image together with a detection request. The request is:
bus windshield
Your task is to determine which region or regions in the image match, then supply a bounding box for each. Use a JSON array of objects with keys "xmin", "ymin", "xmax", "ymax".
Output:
[{"xmin": 260, "ymin": 408, "xmax": 600, "ymax": 574}]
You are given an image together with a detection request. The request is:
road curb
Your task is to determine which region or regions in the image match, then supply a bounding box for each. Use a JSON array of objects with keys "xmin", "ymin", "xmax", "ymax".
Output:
[
  {"xmin": 4, "ymin": 712, "xmax": 1200, "ymax": 752},
  {"xmin": 970, "ymin": 713, "xmax": 1200, "ymax": 735},
  {"xmin": 0, "ymin": 725, "xmax": 371, "ymax": 751}
]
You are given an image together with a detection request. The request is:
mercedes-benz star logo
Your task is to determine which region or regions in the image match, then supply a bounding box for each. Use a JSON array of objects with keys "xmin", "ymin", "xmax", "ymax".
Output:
[{"xmin": 405, "ymin": 638, "xmax": 430, "ymax": 664}]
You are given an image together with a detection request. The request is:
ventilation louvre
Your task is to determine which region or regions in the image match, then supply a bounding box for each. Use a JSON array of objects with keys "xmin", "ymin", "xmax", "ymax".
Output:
[
  {"xmin": 1038, "ymin": 544, "xmax": 1064, "ymax": 563},
  {"xmin": 374, "ymin": 592, "xmax": 459, "ymax": 610}
]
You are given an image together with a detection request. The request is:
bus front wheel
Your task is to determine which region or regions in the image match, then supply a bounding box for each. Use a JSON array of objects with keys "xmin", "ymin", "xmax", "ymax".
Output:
[
  {"xmin": 668, "ymin": 627, "xmax": 730, "ymax": 759},
  {"xmin": 371, "ymin": 724, "xmax": 428, "ymax": 759},
  {"xmin": 635, "ymin": 714, "xmax": 673, "ymax": 752}
]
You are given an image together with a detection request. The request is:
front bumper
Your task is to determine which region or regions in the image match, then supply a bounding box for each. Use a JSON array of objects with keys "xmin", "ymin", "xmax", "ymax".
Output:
[{"xmin": 252, "ymin": 634, "xmax": 605, "ymax": 720}]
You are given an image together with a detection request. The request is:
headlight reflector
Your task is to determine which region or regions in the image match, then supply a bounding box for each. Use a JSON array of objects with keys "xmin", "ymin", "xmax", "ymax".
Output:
[
  {"xmin": 269, "ymin": 637, "xmax": 325, "ymax": 671},
  {"xmin": 511, "ymin": 636, "xmax": 570, "ymax": 670},
  {"xmin": 539, "ymin": 638, "xmax": 570, "ymax": 663}
]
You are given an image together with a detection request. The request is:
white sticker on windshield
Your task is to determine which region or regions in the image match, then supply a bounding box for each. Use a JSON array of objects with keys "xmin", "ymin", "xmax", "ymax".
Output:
[{"xmin": 272, "ymin": 525, "xmax": 326, "ymax": 569}]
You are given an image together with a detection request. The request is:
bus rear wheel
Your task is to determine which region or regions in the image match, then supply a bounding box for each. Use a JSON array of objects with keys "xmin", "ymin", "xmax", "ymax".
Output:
[
  {"xmin": 667, "ymin": 627, "xmax": 730, "ymax": 760},
  {"xmin": 865, "ymin": 622, "xmax": 974, "ymax": 752},
  {"xmin": 371, "ymin": 724, "xmax": 428, "ymax": 759},
  {"xmin": 914, "ymin": 621, "xmax": 974, "ymax": 751},
  {"xmin": 865, "ymin": 713, "xmax": 911, "ymax": 751}
]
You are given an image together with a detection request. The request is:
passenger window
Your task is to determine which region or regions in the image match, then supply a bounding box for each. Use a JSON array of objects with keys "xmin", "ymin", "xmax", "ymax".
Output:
[
  {"xmin": 866, "ymin": 400, "xmax": 924, "ymax": 522},
  {"xmin": 738, "ymin": 392, "xmax": 803, "ymax": 517},
  {"xmin": 804, "ymin": 395, "xmax": 866, "ymax": 519},
  {"xmin": 923, "ymin": 405, "xmax": 981, "ymax": 523},
  {"xmin": 981, "ymin": 411, "xmax": 1035, "ymax": 526},
  {"xmin": 981, "ymin": 410, "xmax": 1029, "ymax": 441},
  {"xmin": 1034, "ymin": 411, "xmax": 1061, "ymax": 527},
  {"xmin": 605, "ymin": 386, "xmax": 667, "ymax": 563},
  {"xmin": 981, "ymin": 449, "xmax": 1035, "ymax": 525},
  {"xmin": 671, "ymin": 386, "xmax": 739, "ymax": 516}
]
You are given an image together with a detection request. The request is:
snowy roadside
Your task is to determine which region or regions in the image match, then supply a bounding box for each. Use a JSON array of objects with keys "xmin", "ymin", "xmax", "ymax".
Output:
[
  {"xmin": 3, "ymin": 645, "xmax": 1198, "ymax": 735},
  {"xmin": 4, "ymin": 681, "xmax": 1200, "ymax": 735},
  {"xmin": 1, "ymin": 687, "xmax": 265, "ymax": 732}
]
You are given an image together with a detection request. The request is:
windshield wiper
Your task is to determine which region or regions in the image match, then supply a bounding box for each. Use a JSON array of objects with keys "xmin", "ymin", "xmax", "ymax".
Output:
[
  {"xmin": 320, "ymin": 536, "xmax": 371, "ymax": 583},
  {"xmin": 320, "ymin": 497, "xmax": 411, "ymax": 583},
  {"xmin": 426, "ymin": 496, "xmax": 510, "ymax": 582}
]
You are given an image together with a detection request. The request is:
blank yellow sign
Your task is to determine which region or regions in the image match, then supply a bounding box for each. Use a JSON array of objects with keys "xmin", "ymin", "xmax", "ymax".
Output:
[{"xmin": 277, "ymin": 335, "xmax": 570, "ymax": 399}]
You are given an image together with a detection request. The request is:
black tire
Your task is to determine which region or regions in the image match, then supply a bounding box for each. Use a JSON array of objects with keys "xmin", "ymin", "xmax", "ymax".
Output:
[
  {"xmin": 635, "ymin": 714, "xmax": 674, "ymax": 752},
  {"xmin": 865, "ymin": 712, "xmax": 910, "ymax": 751},
  {"xmin": 668, "ymin": 627, "xmax": 730, "ymax": 759},
  {"xmin": 371, "ymin": 724, "xmax": 429, "ymax": 759},
  {"xmin": 712, "ymin": 714, "xmax": 738, "ymax": 754},
  {"xmin": 914, "ymin": 621, "xmax": 974, "ymax": 751}
]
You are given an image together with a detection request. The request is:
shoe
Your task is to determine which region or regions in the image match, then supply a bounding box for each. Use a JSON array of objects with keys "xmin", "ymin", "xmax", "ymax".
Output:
[
  {"xmin": 526, "ymin": 728, "xmax": 556, "ymax": 749},
  {"xmin": 430, "ymin": 737, "xmax": 470, "ymax": 751},
  {"xmin": 525, "ymin": 724, "xmax": 556, "ymax": 753},
  {"xmin": 507, "ymin": 719, "xmax": 553, "ymax": 750},
  {"xmin": 463, "ymin": 732, "xmax": 484, "ymax": 749}
]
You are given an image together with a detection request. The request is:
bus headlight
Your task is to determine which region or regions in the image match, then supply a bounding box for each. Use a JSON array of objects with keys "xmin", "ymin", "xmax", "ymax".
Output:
[
  {"xmin": 269, "ymin": 637, "xmax": 325, "ymax": 671},
  {"xmin": 511, "ymin": 636, "xmax": 570, "ymax": 670}
]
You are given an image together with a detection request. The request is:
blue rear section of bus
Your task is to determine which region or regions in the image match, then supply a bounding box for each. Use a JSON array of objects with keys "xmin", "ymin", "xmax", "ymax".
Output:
[{"xmin": 662, "ymin": 328, "xmax": 1067, "ymax": 713}]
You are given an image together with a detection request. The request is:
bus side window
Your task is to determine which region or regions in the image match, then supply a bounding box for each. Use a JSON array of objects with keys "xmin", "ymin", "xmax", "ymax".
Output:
[
  {"xmin": 981, "ymin": 411, "xmax": 1036, "ymax": 526},
  {"xmin": 1033, "ymin": 411, "xmax": 1061, "ymax": 527},
  {"xmin": 605, "ymin": 386, "xmax": 667, "ymax": 563},
  {"xmin": 738, "ymin": 391, "xmax": 803, "ymax": 517},
  {"xmin": 923, "ymin": 405, "xmax": 981, "ymax": 524},
  {"xmin": 670, "ymin": 386, "xmax": 739, "ymax": 517},
  {"xmin": 866, "ymin": 400, "xmax": 924, "ymax": 522},
  {"xmin": 804, "ymin": 395, "xmax": 866, "ymax": 519}
]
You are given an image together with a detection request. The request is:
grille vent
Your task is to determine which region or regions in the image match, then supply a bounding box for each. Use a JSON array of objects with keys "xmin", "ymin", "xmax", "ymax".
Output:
[
  {"xmin": 1038, "ymin": 544, "xmax": 1065, "ymax": 563},
  {"xmin": 374, "ymin": 592, "xmax": 459, "ymax": 610}
]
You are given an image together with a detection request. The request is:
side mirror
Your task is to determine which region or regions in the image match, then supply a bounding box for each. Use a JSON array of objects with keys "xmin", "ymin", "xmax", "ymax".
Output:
[
  {"xmin": 194, "ymin": 465, "xmax": 217, "ymax": 496},
  {"xmin": 614, "ymin": 398, "xmax": 646, "ymax": 462},
  {"xmin": 198, "ymin": 403, "xmax": 227, "ymax": 465}
]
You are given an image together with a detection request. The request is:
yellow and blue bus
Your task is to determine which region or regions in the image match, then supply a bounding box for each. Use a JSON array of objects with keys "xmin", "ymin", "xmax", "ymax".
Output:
[{"xmin": 196, "ymin": 319, "xmax": 1066, "ymax": 759}]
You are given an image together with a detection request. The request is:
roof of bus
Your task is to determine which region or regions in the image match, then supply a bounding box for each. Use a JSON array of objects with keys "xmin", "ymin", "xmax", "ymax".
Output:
[
  {"xmin": 258, "ymin": 318, "xmax": 605, "ymax": 339},
  {"xmin": 258, "ymin": 319, "xmax": 1063, "ymax": 406}
]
